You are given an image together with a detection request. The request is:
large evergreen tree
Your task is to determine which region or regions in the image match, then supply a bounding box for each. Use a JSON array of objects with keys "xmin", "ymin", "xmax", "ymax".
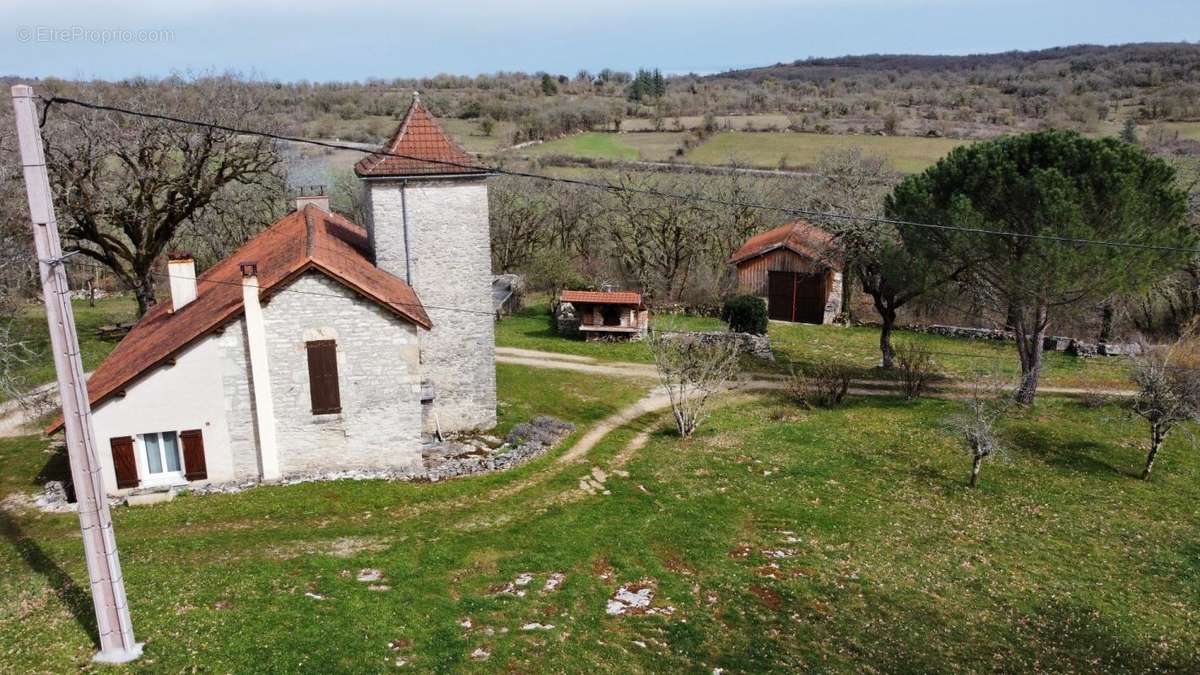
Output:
[{"xmin": 887, "ymin": 131, "xmax": 1192, "ymax": 403}]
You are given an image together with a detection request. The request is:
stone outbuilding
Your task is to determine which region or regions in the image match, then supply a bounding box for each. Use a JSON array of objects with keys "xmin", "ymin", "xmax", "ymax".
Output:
[
  {"xmin": 729, "ymin": 220, "xmax": 842, "ymax": 324},
  {"xmin": 557, "ymin": 290, "xmax": 649, "ymax": 340},
  {"xmin": 48, "ymin": 95, "xmax": 498, "ymax": 496}
]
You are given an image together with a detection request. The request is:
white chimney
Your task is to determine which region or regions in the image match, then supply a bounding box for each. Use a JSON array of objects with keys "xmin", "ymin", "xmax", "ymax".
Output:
[
  {"xmin": 167, "ymin": 252, "xmax": 197, "ymax": 311},
  {"xmin": 239, "ymin": 262, "xmax": 280, "ymax": 480},
  {"xmin": 294, "ymin": 185, "xmax": 330, "ymax": 212}
]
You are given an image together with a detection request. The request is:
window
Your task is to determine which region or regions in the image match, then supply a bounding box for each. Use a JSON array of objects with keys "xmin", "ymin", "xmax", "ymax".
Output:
[
  {"xmin": 140, "ymin": 431, "xmax": 182, "ymax": 483},
  {"xmin": 306, "ymin": 339, "xmax": 342, "ymax": 414}
]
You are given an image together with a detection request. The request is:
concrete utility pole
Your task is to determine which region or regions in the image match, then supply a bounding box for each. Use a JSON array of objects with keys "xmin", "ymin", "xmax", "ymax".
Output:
[{"xmin": 10, "ymin": 84, "xmax": 142, "ymax": 664}]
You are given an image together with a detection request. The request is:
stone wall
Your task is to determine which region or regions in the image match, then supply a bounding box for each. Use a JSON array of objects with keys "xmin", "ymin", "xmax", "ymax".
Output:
[
  {"xmin": 260, "ymin": 272, "xmax": 424, "ymax": 475},
  {"xmin": 218, "ymin": 317, "xmax": 263, "ymax": 480},
  {"xmin": 663, "ymin": 330, "xmax": 774, "ymax": 361},
  {"xmin": 914, "ymin": 324, "xmax": 1141, "ymax": 357},
  {"xmin": 367, "ymin": 178, "xmax": 497, "ymax": 434}
]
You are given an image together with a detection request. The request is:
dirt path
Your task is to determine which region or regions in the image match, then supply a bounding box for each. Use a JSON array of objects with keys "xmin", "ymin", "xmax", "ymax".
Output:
[
  {"xmin": 497, "ymin": 347, "xmax": 1136, "ymax": 397},
  {"xmin": 0, "ymin": 381, "xmax": 60, "ymax": 438}
]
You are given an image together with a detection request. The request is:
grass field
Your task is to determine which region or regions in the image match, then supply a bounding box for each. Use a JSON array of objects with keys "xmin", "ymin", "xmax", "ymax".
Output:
[
  {"xmin": 686, "ymin": 131, "xmax": 967, "ymax": 173},
  {"xmin": 3, "ymin": 363, "xmax": 1197, "ymax": 670},
  {"xmin": 521, "ymin": 132, "xmax": 685, "ymax": 162},
  {"xmin": 496, "ymin": 303, "xmax": 1133, "ymax": 391},
  {"xmin": 1162, "ymin": 121, "xmax": 1200, "ymax": 143},
  {"xmin": 440, "ymin": 119, "xmax": 518, "ymax": 155},
  {"xmin": 621, "ymin": 114, "xmax": 795, "ymax": 133},
  {"xmin": 2, "ymin": 296, "xmax": 136, "ymax": 403}
]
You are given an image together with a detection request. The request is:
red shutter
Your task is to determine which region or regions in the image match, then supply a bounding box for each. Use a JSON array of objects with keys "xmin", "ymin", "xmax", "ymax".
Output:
[
  {"xmin": 180, "ymin": 429, "xmax": 208, "ymax": 481},
  {"xmin": 306, "ymin": 340, "xmax": 342, "ymax": 414},
  {"xmin": 109, "ymin": 436, "xmax": 138, "ymax": 489}
]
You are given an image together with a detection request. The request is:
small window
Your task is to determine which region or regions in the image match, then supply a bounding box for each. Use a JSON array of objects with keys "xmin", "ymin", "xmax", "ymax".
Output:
[
  {"xmin": 140, "ymin": 431, "xmax": 182, "ymax": 482},
  {"xmin": 306, "ymin": 339, "xmax": 342, "ymax": 414}
]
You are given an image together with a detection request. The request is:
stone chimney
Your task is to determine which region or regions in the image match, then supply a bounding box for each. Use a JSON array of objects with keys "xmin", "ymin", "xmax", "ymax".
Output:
[
  {"xmin": 294, "ymin": 185, "xmax": 330, "ymax": 212},
  {"xmin": 166, "ymin": 252, "xmax": 197, "ymax": 312}
]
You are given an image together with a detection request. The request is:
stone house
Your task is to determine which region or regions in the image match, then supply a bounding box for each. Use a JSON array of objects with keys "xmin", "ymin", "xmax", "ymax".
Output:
[
  {"xmin": 48, "ymin": 96, "xmax": 497, "ymax": 496},
  {"xmin": 729, "ymin": 220, "xmax": 843, "ymax": 324}
]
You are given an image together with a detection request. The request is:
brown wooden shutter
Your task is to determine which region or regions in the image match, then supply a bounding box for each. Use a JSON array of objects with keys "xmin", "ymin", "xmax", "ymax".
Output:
[
  {"xmin": 109, "ymin": 436, "xmax": 139, "ymax": 489},
  {"xmin": 306, "ymin": 340, "xmax": 342, "ymax": 414},
  {"xmin": 180, "ymin": 429, "xmax": 208, "ymax": 481}
]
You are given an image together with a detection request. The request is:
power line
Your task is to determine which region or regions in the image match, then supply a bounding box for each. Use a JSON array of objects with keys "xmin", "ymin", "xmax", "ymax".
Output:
[{"xmin": 39, "ymin": 94, "xmax": 1200, "ymax": 256}]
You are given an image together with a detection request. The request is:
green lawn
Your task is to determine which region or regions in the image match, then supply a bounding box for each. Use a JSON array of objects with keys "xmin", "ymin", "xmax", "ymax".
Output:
[
  {"xmin": 768, "ymin": 321, "xmax": 1132, "ymax": 390},
  {"xmin": 495, "ymin": 302, "xmax": 726, "ymax": 363},
  {"xmin": 3, "ymin": 365, "xmax": 1197, "ymax": 670},
  {"xmin": 686, "ymin": 131, "xmax": 967, "ymax": 173},
  {"xmin": 3, "ymin": 296, "xmax": 136, "ymax": 403},
  {"xmin": 497, "ymin": 303, "xmax": 1133, "ymax": 391}
]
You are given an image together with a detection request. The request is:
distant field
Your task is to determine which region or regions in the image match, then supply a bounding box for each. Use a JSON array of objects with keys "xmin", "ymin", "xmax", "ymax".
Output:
[
  {"xmin": 1163, "ymin": 121, "xmax": 1200, "ymax": 142},
  {"xmin": 622, "ymin": 114, "xmax": 794, "ymax": 132},
  {"xmin": 440, "ymin": 118, "xmax": 517, "ymax": 154},
  {"xmin": 521, "ymin": 132, "xmax": 685, "ymax": 162},
  {"xmin": 686, "ymin": 131, "xmax": 968, "ymax": 173}
]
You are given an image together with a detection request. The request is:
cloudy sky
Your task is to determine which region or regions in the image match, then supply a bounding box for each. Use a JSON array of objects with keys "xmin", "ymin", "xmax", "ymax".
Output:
[{"xmin": 0, "ymin": 0, "xmax": 1196, "ymax": 81}]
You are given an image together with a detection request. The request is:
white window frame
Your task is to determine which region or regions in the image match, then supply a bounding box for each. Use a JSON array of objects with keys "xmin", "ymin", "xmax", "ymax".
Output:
[{"xmin": 138, "ymin": 430, "xmax": 186, "ymax": 487}]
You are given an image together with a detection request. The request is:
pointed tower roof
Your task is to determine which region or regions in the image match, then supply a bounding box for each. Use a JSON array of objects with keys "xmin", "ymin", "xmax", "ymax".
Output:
[{"xmin": 355, "ymin": 93, "xmax": 490, "ymax": 179}]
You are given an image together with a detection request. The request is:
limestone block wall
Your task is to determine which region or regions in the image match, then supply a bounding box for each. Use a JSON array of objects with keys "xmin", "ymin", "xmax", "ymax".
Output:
[
  {"xmin": 366, "ymin": 178, "xmax": 497, "ymax": 433},
  {"xmin": 260, "ymin": 272, "xmax": 424, "ymax": 475},
  {"xmin": 218, "ymin": 317, "xmax": 262, "ymax": 480}
]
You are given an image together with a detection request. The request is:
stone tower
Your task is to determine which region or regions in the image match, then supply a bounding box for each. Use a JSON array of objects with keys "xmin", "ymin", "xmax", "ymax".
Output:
[{"xmin": 355, "ymin": 94, "xmax": 496, "ymax": 433}]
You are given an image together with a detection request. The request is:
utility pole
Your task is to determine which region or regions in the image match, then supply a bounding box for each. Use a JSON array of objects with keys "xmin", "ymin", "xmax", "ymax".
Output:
[{"xmin": 10, "ymin": 84, "xmax": 142, "ymax": 663}]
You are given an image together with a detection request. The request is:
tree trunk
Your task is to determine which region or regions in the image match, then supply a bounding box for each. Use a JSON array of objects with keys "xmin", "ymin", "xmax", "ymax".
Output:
[
  {"xmin": 1014, "ymin": 303, "xmax": 1048, "ymax": 405},
  {"xmin": 840, "ymin": 266, "xmax": 854, "ymax": 325},
  {"xmin": 1004, "ymin": 302, "xmax": 1019, "ymax": 331},
  {"xmin": 969, "ymin": 453, "xmax": 983, "ymax": 488},
  {"xmin": 1099, "ymin": 301, "xmax": 1115, "ymax": 344},
  {"xmin": 133, "ymin": 275, "xmax": 157, "ymax": 317},
  {"xmin": 875, "ymin": 300, "xmax": 897, "ymax": 369},
  {"xmin": 1143, "ymin": 425, "xmax": 1163, "ymax": 480},
  {"xmin": 878, "ymin": 309, "xmax": 897, "ymax": 367}
]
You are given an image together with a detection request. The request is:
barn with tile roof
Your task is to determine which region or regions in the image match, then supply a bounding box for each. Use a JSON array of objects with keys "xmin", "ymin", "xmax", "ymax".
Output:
[{"xmin": 729, "ymin": 220, "xmax": 843, "ymax": 324}]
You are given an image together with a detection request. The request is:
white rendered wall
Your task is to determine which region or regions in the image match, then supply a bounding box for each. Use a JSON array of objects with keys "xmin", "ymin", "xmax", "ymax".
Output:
[{"xmin": 90, "ymin": 333, "xmax": 236, "ymax": 496}]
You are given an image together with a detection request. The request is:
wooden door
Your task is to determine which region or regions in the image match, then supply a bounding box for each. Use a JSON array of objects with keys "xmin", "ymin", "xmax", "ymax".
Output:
[
  {"xmin": 767, "ymin": 271, "xmax": 825, "ymax": 324},
  {"xmin": 767, "ymin": 271, "xmax": 794, "ymax": 321},
  {"xmin": 794, "ymin": 273, "xmax": 825, "ymax": 324}
]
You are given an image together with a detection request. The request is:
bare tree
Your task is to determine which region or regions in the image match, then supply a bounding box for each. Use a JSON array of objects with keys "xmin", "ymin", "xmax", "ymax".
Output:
[
  {"xmin": 0, "ymin": 105, "xmax": 37, "ymax": 401},
  {"xmin": 646, "ymin": 326, "xmax": 741, "ymax": 437},
  {"xmin": 808, "ymin": 147, "xmax": 961, "ymax": 368},
  {"xmin": 603, "ymin": 171, "xmax": 717, "ymax": 302},
  {"xmin": 43, "ymin": 76, "xmax": 285, "ymax": 315},
  {"xmin": 956, "ymin": 373, "xmax": 1014, "ymax": 488},
  {"xmin": 490, "ymin": 176, "xmax": 549, "ymax": 273},
  {"xmin": 1130, "ymin": 329, "xmax": 1200, "ymax": 480}
]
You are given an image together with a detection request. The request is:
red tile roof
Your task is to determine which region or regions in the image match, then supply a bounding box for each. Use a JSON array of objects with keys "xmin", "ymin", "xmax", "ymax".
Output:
[
  {"xmin": 559, "ymin": 290, "xmax": 644, "ymax": 306},
  {"xmin": 47, "ymin": 205, "xmax": 430, "ymax": 433},
  {"xmin": 728, "ymin": 220, "xmax": 841, "ymax": 269},
  {"xmin": 355, "ymin": 95, "xmax": 489, "ymax": 178}
]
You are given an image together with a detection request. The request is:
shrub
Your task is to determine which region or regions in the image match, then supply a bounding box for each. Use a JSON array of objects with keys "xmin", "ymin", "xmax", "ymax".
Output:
[
  {"xmin": 787, "ymin": 362, "xmax": 853, "ymax": 409},
  {"xmin": 721, "ymin": 295, "xmax": 768, "ymax": 335},
  {"xmin": 895, "ymin": 341, "xmax": 935, "ymax": 400}
]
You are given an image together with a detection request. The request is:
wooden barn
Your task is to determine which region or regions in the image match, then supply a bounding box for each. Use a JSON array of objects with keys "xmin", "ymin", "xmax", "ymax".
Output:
[{"xmin": 728, "ymin": 221, "xmax": 843, "ymax": 324}]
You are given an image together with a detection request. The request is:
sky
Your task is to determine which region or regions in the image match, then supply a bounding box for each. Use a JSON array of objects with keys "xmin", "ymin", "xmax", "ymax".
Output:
[{"xmin": 0, "ymin": 0, "xmax": 1196, "ymax": 81}]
